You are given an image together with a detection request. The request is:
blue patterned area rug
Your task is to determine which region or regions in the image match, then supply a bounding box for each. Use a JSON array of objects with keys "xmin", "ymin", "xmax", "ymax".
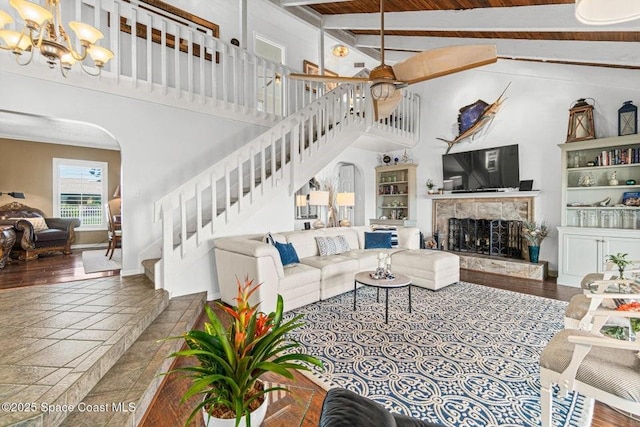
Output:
[{"xmin": 285, "ymin": 281, "xmax": 594, "ymax": 427}]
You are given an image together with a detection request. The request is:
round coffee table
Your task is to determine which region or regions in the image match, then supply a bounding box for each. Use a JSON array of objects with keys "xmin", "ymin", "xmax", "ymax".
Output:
[{"xmin": 353, "ymin": 271, "xmax": 412, "ymax": 323}]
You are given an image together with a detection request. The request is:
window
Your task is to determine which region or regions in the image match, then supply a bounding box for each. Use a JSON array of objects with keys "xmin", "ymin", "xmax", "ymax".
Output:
[{"xmin": 53, "ymin": 158, "xmax": 108, "ymax": 231}]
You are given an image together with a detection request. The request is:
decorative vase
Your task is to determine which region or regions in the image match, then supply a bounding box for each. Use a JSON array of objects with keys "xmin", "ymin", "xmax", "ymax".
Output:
[
  {"xmin": 203, "ymin": 394, "xmax": 268, "ymax": 427},
  {"xmin": 528, "ymin": 245, "xmax": 540, "ymax": 263}
]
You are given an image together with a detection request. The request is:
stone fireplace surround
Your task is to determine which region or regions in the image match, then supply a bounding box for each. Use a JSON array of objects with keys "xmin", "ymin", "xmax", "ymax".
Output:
[{"xmin": 430, "ymin": 192, "xmax": 547, "ymax": 280}]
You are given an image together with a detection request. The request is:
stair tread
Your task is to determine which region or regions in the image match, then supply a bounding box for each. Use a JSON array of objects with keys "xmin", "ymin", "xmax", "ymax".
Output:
[
  {"xmin": 0, "ymin": 277, "xmax": 169, "ymax": 427},
  {"xmin": 141, "ymin": 258, "xmax": 160, "ymax": 270},
  {"xmin": 59, "ymin": 291, "xmax": 206, "ymax": 427}
]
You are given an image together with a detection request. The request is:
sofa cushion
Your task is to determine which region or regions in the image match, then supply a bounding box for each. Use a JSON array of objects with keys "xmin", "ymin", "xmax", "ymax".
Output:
[
  {"xmin": 280, "ymin": 263, "xmax": 322, "ymax": 293},
  {"xmin": 371, "ymin": 225, "xmax": 398, "ymax": 247},
  {"xmin": 315, "ymin": 235, "xmax": 350, "ymax": 256},
  {"xmin": 322, "ymin": 227, "xmax": 360, "ymax": 250},
  {"xmin": 34, "ymin": 229, "xmax": 69, "ymax": 242},
  {"xmin": 284, "ymin": 230, "xmax": 324, "ymax": 259},
  {"xmin": 364, "ymin": 232, "xmax": 392, "ymax": 249},
  {"xmin": 300, "ymin": 255, "xmax": 359, "ymax": 278},
  {"xmin": 275, "ymin": 241, "xmax": 299, "ymax": 266}
]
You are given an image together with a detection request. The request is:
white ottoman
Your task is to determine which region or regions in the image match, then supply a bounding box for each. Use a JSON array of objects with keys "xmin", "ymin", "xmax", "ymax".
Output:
[{"xmin": 391, "ymin": 250, "xmax": 460, "ymax": 290}]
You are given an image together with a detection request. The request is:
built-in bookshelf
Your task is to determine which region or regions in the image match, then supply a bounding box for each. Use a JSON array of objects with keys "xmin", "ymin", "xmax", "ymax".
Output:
[{"xmin": 557, "ymin": 134, "xmax": 640, "ymax": 287}]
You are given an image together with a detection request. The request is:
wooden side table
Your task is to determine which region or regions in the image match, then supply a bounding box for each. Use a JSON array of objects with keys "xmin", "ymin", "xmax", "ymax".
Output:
[{"xmin": 0, "ymin": 226, "xmax": 16, "ymax": 269}]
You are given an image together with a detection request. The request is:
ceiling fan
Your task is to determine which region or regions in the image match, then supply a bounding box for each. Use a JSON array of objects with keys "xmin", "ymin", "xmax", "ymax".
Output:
[{"xmin": 289, "ymin": 0, "xmax": 498, "ymax": 121}]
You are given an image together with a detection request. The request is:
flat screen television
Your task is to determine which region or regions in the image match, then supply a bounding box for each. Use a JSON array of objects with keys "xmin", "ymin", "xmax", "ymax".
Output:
[{"xmin": 442, "ymin": 144, "xmax": 520, "ymax": 191}]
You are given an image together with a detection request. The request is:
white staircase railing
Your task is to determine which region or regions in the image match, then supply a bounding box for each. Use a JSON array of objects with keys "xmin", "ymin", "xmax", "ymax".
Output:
[
  {"xmin": 153, "ymin": 84, "xmax": 420, "ymax": 295},
  {"xmin": 0, "ymin": 0, "xmax": 331, "ymax": 121},
  {"xmin": 0, "ymin": 0, "xmax": 422, "ymax": 295}
]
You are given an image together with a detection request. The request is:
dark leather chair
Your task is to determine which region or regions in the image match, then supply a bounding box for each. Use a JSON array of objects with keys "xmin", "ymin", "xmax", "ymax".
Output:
[
  {"xmin": 319, "ymin": 388, "xmax": 445, "ymax": 427},
  {"xmin": 0, "ymin": 202, "xmax": 80, "ymax": 260}
]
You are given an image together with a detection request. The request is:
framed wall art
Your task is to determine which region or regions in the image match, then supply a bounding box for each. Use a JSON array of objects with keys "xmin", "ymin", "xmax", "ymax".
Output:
[{"xmin": 303, "ymin": 60, "xmax": 339, "ymax": 91}]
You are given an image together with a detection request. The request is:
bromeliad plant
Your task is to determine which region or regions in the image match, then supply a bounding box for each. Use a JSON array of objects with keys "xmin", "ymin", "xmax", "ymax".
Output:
[
  {"xmin": 167, "ymin": 277, "xmax": 322, "ymax": 427},
  {"xmin": 521, "ymin": 220, "xmax": 549, "ymax": 246}
]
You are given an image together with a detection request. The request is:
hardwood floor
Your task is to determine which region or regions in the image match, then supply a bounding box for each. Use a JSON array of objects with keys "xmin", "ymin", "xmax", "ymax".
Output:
[
  {"xmin": 1, "ymin": 254, "xmax": 636, "ymax": 426},
  {"xmin": 0, "ymin": 249, "xmax": 117, "ymax": 290}
]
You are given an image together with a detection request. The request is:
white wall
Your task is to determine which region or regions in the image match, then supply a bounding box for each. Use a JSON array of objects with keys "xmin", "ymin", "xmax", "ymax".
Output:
[
  {"xmin": 404, "ymin": 59, "xmax": 640, "ymax": 272},
  {"xmin": 165, "ymin": 0, "xmax": 377, "ymax": 76},
  {"xmin": 0, "ymin": 70, "xmax": 268, "ymax": 275},
  {"xmin": 4, "ymin": 0, "xmax": 640, "ymax": 279}
]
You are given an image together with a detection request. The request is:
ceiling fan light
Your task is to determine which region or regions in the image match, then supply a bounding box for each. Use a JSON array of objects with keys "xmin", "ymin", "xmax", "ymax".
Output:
[
  {"xmin": 0, "ymin": 10, "xmax": 14, "ymax": 29},
  {"xmin": 9, "ymin": 0, "xmax": 52, "ymax": 28},
  {"xmin": 575, "ymin": 0, "xmax": 640, "ymax": 24},
  {"xmin": 371, "ymin": 81, "xmax": 395, "ymax": 101}
]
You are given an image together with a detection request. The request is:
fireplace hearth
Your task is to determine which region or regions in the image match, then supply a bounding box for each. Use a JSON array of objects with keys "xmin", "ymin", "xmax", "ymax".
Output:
[{"xmin": 448, "ymin": 218, "xmax": 524, "ymax": 259}]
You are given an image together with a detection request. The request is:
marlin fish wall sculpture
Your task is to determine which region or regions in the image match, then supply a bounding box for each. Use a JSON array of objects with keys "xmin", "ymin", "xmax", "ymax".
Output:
[{"xmin": 438, "ymin": 83, "xmax": 510, "ymax": 154}]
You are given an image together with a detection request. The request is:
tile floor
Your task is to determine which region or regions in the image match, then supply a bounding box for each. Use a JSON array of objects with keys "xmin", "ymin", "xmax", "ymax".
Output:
[{"xmin": 0, "ymin": 275, "xmax": 182, "ymax": 427}]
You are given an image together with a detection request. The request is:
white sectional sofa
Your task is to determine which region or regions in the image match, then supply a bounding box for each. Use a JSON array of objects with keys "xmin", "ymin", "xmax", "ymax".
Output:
[{"xmin": 214, "ymin": 226, "xmax": 459, "ymax": 312}]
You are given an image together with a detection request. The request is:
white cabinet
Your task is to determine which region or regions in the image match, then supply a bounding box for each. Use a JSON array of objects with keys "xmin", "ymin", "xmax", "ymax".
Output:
[
  {"xmin": 558, "ymin": 227, "xmax": 640, "ymax": 286},
  {"xmin": 371, "ymin": 163, "xmax": 417, "ymax": 226},
  {"xmin": 557, "ymin": 135, "xmax": 640, "ymax": 287}
]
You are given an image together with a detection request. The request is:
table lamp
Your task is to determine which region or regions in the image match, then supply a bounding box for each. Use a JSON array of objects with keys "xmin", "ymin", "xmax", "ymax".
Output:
[
  {"xmin": 336, "ymin": 192, "xmax": 355, "ymax": 226},
  {"xmin": 309, "ymin": 190, "xmax": 329, "ymax": 229}
]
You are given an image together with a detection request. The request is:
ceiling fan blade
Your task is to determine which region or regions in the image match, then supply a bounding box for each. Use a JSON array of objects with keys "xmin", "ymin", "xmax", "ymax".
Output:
[
  {"xmin": 392, "ymin": 45, "xmax": 497, "ymax": 85},
  {"xmin": 289, "ymin": 73, "xmax": 370, "ymax": 83},
  {"xmin": 372, "ymin": 89, "xmax": 403, "ymax": 121}
]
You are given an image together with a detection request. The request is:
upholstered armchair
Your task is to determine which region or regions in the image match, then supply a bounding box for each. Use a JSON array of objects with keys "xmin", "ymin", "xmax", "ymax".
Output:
[{"xmin": 0, "ymin": 202, "xmax": 80, "ymax": 260}]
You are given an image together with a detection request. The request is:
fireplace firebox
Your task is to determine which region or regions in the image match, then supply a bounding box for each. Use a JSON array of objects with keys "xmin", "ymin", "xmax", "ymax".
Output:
[{"xmin": 447, "ymin": 218, "xmax": 524, "ymax": 259}]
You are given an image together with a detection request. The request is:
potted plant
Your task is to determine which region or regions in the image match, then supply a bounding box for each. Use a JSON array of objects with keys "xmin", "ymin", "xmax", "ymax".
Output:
[
  {"xmin": 426, "ymin": 179, "xmax": 435, "ymax": 194},
  {"xmin": 522, "ymin": 220, "xmax": 549, "ymax": 263},
  {"xmin": 606, "ymin": 252, "xmax": 633, "ymax": 279},
  {"xmin": 167, "ymin": 277, "xmax": 322, "ymax": 427}
]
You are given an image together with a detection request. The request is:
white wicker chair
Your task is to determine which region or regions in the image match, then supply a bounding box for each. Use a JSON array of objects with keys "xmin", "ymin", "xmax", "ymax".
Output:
[{"xmin": 540, "ymin": 310, "xmax": 640, "ymax": 427}]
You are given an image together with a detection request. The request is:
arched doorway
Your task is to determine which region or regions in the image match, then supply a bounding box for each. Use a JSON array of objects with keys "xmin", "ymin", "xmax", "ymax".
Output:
[{"xmin": 0, "ymin": 110, "xmax": 122, "ymax": 278}]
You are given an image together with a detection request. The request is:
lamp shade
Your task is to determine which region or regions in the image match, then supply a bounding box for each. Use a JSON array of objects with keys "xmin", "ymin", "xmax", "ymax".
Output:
[
  {"xmin": 69, "ymin": 21, "xmax": 104, "ymax": 44},
  {"xmin": 295, "ymin": 194, "xmax": 307, "ymax": 207},
  {"xmin": 10, "ymin": 0, "xmax": 52, "ymax": 27},
  {"xmin": 88, "ymin": 45, "xmax": 114, "ymax": 65},
  {"xmin": 336, "ymin": 192, "xmax": 355, "ymax": 206},
  {"xmin": 308, "ymin": 190, "xmax": 329, "ymax": 206},
  {"xmin": 0, "ymin": 10, "xmax": 14, "ymax": 29},
  {"xmin": 575, "ymin": 0, "xmax": 640, "ymax": 25},
  {"xmin": 113, "ymin": 185, "xmax": 121, "ymax": 198},
  {"xmin": 0, "ymin": 29, "xmax": 32, "ymax": 50}
]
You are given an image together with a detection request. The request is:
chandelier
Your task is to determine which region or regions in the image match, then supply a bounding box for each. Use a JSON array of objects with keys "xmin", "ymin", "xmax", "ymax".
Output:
[{"xmin": 0, "ymin": 0, "xmax": 114, "ymax": 77}]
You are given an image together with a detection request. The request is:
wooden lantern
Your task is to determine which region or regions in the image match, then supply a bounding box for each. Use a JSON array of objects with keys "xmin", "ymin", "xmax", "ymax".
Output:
[
  {"xmin": 566, "ymin": 98, "xmax": 595, "ymax": 142},
  {"xmin": 618, "ymin": 100, "xmax": 637, "ymax": 136}
]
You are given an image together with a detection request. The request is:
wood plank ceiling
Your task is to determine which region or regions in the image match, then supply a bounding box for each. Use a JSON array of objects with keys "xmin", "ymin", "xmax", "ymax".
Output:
[{"xmin": 292, "ymin": 0, "xmax": 640, "ymax": 68}]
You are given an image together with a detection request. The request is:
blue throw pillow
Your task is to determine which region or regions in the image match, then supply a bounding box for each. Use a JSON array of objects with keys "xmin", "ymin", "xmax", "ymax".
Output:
[
  {"xmin": 274, "ymin": 241, "xmax": 300, "ymax": 266},
  {"xmin": 364, "ymin": 232, "xmax": 392, "ymax": 249}
]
